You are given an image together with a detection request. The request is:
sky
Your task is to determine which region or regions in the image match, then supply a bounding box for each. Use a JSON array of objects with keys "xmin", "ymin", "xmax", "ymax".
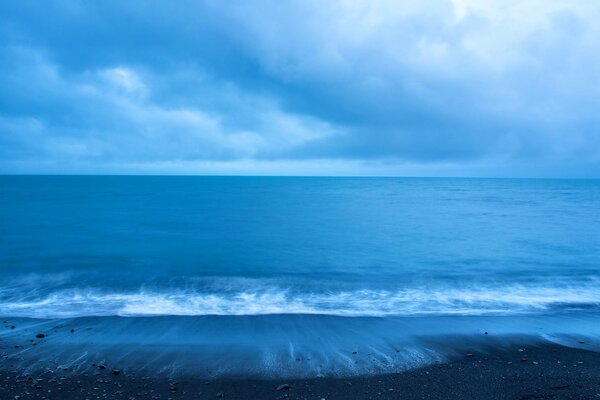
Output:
[{"xmin": 1, "ymin": 1, "xmax": 599, "ymax": 177}]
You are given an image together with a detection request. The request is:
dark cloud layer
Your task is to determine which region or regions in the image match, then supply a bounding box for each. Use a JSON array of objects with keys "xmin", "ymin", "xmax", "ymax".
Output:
[{"xmin": 1, "ymin": 1, "xmax": 599, "ymax": 176}]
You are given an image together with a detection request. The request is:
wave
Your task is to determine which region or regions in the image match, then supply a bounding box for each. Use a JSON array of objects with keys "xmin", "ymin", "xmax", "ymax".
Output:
[{"xmin": 1, "ymin": 283, "xmax": 599, "ymax": 318}]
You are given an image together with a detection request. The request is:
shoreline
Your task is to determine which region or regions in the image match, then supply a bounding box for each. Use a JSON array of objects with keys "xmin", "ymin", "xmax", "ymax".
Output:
[{"xmin": 2, "ymin": 342, "xmax": 599, "ymax": 399}]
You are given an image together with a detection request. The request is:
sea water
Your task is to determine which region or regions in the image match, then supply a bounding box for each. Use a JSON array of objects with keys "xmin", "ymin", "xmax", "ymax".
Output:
[{"xmin": 1, "ymin": 176, "xmax": 599, "ymax": 376}]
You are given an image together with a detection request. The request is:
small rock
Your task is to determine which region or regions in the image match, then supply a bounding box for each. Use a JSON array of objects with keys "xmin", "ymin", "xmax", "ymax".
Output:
[
  {"xmin": 97, "ymin": 364, "xmax": 107, "ymax": 370},
  {"xmin": 276, "ymin": 384, "xmax": 291, "ymax": 391},
  {"xmin": 35, "ymin": 333, "xmax": 45, "ymax": 339},
  {"xmin": 466, "ymin": 353, "xmax": 473, "ymax": 357},
  {"xmin": 112, "ymin": 370, "xmax": 121, "ymax": 376},
  {"xmin": 551, "ymin": 384, "xmax": 570, "ymax": 390}
]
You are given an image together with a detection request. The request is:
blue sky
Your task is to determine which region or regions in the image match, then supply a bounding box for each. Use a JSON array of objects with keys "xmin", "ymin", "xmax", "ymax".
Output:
[{"xmin": 1, "ymin": 1, "xmax": 599, "ymax": 177}]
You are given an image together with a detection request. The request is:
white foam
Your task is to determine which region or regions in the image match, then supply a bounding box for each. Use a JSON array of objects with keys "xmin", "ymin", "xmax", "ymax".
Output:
[{"xmin": 0, "ymin": 283, "xmax": 599, "ymax": 318}]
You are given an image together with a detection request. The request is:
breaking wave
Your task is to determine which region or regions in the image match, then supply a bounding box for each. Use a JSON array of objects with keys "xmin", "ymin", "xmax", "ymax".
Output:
[{"xmin": 1, "ymin": 282, "xmax": 599, "ymax": 318}]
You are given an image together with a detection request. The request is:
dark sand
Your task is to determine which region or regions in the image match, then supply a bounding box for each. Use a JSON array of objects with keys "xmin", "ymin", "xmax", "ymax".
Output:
[{"xmin": 1, "ymin": 340, "xmax": 599, "ymax": 400}]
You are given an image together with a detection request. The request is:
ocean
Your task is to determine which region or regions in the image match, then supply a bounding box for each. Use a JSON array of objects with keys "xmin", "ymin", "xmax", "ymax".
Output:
[{"xmin": 1, "ymin": 176, "xmax": 599, "ymax": 377}]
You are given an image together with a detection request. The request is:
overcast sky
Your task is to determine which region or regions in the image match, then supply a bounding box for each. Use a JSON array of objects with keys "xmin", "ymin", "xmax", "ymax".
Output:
[{"xmin": 1, "ymin": 1, "xmax": 599, "ymax": 177}]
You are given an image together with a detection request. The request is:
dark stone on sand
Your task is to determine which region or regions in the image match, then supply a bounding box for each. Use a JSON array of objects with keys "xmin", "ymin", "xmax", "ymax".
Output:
[
  {"xmin": 551, "ymin": 384, "xmax": 570, "ymax": 389},
  {"xmin": 70, "ymin": 329, "xmax": 75, "ymax": 333},
  {"xmin": 97, "ymin": 364, "xmax": 106, "ymax": 370},
  {"xmin": 10, "ymin": 326, "xmax": 15, "ymax": 329},
  {"xmin": 112, "ymin": 370, "xmax": 121, "ymax": 376},
  {"xmin": 35, "ymin": 333, "xmax": 45, "ymax": 339},
  {"xmin": 277, "ymin": 383, "xmax": 291, "ymax": 391}
]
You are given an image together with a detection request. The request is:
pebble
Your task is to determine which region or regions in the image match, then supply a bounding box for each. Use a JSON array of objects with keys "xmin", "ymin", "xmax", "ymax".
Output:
[
  {"xmin": 276, "ymin": 384, "xmax": 291, "ymax": 391},
  {"xmin": 552, "ymin": 384, "xmax": 570, "ymax": 390}
]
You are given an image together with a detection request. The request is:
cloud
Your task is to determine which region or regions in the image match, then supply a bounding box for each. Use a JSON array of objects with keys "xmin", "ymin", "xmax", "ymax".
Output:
[
  {"xmin": 0, "ymin": 46, "xmax": 340, "ymax": 170},
  {"xmin": 0, "ymin": 0, "xmax": 599, "ymax": 176}
]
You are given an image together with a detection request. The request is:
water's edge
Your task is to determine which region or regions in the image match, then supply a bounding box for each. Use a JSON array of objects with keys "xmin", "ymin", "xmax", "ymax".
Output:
[{"xmin": 2, "ymin": 313, "xmax": 599, "ymax": 378}]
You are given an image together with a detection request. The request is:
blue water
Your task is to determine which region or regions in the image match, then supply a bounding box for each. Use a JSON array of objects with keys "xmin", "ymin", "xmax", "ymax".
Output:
[{"xmin": 1, "ymin": 176, "xmax": 599, "ymax": 376}]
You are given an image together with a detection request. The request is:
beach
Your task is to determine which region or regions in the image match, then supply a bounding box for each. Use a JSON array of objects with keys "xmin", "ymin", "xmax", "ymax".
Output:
[
  {"xmin": 1, "ymin": 177, "xmax": 600, "ymax": 398},
  {"xmin": 2, "ymin": 334, "xmax": 599, "ymax": 400}
]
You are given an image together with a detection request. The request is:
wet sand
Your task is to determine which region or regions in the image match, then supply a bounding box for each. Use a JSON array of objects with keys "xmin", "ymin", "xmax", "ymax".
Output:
[{"xmin": 1, "ymin": 340, "xmax": 599, "ymax": 399}]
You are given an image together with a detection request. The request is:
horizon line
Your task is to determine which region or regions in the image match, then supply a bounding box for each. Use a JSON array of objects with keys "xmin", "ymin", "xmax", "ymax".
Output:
[{"xmin": 1, "ymin": 174, "xmax": 599, "ymax": 180}]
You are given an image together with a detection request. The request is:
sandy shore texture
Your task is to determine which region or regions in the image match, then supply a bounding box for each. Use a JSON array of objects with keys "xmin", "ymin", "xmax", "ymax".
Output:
[{"xmin": 1, "ymin": 339, "xmax": 599, "ymax": 400}]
